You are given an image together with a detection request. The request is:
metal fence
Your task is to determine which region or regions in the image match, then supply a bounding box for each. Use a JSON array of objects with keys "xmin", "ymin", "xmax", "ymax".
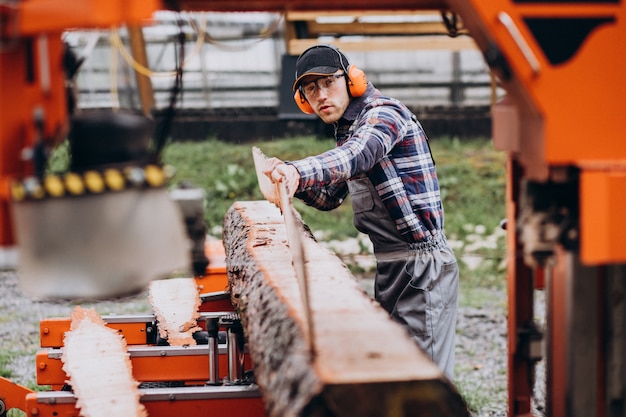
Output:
[{"xmin": 65, "ymin": 12, "xmax": 498, "ymax": 111}]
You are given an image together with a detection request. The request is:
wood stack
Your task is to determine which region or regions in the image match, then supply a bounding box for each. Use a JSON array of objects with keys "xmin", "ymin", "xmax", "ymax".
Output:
[{"xmin": 223, "ymin": 200, "xmax": 470, "ymax": 417}]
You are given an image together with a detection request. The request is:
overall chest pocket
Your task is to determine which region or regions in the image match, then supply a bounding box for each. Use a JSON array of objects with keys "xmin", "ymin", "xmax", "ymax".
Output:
[
  {"xmin": 350, "ymin": 187, "xmax": 375, "ymax": 214},
  {"xmin": 348, "ymin": 178, "xmax": 374, "ymax": 214}
]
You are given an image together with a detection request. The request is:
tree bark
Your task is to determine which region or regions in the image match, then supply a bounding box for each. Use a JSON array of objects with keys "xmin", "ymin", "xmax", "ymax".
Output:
[{"xmin": 223, "ymin": 200, "xmax": 469, "ymax": 417}]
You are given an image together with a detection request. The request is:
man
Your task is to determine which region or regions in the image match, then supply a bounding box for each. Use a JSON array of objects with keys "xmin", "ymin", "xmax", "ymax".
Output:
[{"xmin": 263, "ymin": 44, "xmax": 459, "ymax": 378}]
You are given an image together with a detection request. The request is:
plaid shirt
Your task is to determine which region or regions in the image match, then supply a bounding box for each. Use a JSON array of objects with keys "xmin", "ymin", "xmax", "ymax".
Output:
[{"xmin": 291, "ymin": 84, "xmax": 444, "ymax": 243}]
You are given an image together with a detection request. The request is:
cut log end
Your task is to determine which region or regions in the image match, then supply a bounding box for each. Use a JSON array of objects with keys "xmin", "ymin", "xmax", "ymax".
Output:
[{"xmin": 148, "ymin": 277, "xmax": 202, "ymax": 346}]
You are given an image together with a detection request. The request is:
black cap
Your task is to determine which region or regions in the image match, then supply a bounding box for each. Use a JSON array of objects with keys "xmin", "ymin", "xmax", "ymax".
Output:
[{"xmin": 293, "ymin": 45, "xmax": 349, "ymax": 91}]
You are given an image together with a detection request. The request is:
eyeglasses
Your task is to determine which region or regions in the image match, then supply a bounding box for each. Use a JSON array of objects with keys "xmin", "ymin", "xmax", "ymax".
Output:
[{"xmin": 301, "ymin": 73, "xmax": 345, "ymax": 99}]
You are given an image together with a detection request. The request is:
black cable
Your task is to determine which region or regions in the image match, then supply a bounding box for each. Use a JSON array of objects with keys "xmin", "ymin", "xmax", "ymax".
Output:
[{"xmin": 153, "ymin": 13, "xmax": 185, "ymax": 162}]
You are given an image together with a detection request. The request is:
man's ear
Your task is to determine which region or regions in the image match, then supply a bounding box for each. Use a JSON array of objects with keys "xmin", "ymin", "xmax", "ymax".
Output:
[{"xmin": 294, "ymin": 89, "xmax": 315, "ymax": 114}]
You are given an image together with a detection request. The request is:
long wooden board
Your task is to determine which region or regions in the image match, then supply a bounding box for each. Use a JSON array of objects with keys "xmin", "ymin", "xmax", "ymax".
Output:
[
  {"xmin": 61, "ymin": 307, "xmax": 146, "ymax": 417},
  {"xmin": 148, "ymin": 277, "xmax": 202, "ymax": 346},
  {"xmin": 223, "ymin": 200, "xmax": 470, "ymax": 417}
]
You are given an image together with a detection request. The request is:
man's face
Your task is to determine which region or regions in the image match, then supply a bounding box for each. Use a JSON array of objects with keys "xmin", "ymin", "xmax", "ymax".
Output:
[{"xmin": 300, "ymin": 70, "xmax": 350, "ymax": 124}]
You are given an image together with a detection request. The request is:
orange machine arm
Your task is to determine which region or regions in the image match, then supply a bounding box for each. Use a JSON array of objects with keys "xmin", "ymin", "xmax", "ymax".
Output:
[
  {"xmin": 167, "ymin": 4, "xmax": 626, "ymax": 417},
  {"xmin": 175, "ymin": 0, "xmax": 625, "ymax": 266},
  {"xmin": 0, "ymin": 0, "xmax": 160, "ymax": 246}
]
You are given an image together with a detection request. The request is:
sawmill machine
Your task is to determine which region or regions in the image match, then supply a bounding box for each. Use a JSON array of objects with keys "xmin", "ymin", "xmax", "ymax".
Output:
[{"xmin": 1, "ymin": 1, "xmax": 625, "ymax": 417}]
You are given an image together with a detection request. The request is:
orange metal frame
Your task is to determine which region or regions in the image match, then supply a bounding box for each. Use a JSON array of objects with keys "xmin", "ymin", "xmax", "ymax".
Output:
[
  {"xmin": 25, "ymin": 387, "xmax": 265, "ymax": 417},
  {"xmin": 20, "ymin": 240, "xmax": 258, "ymax": 416},
  {"xmin": 36, "ymin": 345, "xmax": 253, "ymax": 388},
  {"xmin": 4, "ymin": 2, "xmax": 626, "ymax": 417},
  {"xmin": 40, "ymin": 316, "xmax": 153, "ymax": 348},
  {"xmin": 0, "ymin": 376, "xmax": 33, "ymax": 415},
  {"xmin": 197, "ymin": 240, "xmax": 229, "ymax": 292},
  {"xmin": 454, "ymin": 0, "xmax": 626, "ymax": 263},
  {"xmin": 0, "ymin": 0, "xmax": 161, "ymax": 246}
]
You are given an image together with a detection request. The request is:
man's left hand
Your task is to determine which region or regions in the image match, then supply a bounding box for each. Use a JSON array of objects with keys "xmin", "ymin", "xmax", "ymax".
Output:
[{"xmin": 263, "ymin": 159, "xmax": 300, "ymax": 197}]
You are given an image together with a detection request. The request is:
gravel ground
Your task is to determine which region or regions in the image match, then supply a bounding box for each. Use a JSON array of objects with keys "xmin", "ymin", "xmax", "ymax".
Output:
[
  {"xmin": 0, "ymin": 268, "xmax": 546, "ymax": 417},
  {"xmin": 0, "ymin": 270, "xmax": 152, "ymax": 387}
]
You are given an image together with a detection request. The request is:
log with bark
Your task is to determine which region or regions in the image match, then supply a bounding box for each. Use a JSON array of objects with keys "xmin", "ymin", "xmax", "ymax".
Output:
[{"xmin": 223, "ymin": 200, "xmax": 470, "ymax": 417}]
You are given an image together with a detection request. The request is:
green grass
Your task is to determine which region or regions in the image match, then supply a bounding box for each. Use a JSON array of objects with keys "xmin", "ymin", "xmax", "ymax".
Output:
[
  {"xmin": 162, "ymin": 136, "xmax": 507, "ymax": 239},
  {"xmin": 432, "ymin": 137, "xmax": 506, "ymax": 241},
  {"xmin": 49, "ymin": 135, "xmax": 508, "ymax": 295},
  {"xmin": 49, "ymin": 134, "xmax": 507, "ymax": 246},
  {"xmin": 162, "ymin": 135, "xmax": 508, "ymax": 293},
  {"xmin": 162, "ymin": 136, "xmax": 358, "ymax": 239},
  {"xmin": 48, "ymin": 135, "xmax": 508, "ymax": 297},
  {"xmin": 0, "ymin": 351, "xmax": 14, "ymax": 378}
]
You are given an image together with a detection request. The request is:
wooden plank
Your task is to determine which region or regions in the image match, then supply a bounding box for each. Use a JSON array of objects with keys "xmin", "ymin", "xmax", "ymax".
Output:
[
  {"xmin": 176, "ymin": 1, "xmax": 447, "ymax": 12},
  {"xmin": 304, "ymin": 20, "xmax": 452, "ymax": 36},
  {"xmin": 223, "ymin": 200, "xmax": 470, "ymax": 417},
  {"xmin": 149, "ymin": 277, "xmax": 202, "ymax": 346},
  {"xmin": 283, "ymin": 9, "xmax": 470, "ymax": 54},
  {"xmin": 288, "ymin": 35, "xmax": 478, "ymax": 54},
  {"xmin": 285, "ymin": 10, "xmax": 443, "ymax": 20},
  {"xmin": 285, "ymin": 10, "xmax": 455, "ymax": 36},
  {"xmin": 61, "ymin": 307, "xmax": 146, "ymax": 417}
]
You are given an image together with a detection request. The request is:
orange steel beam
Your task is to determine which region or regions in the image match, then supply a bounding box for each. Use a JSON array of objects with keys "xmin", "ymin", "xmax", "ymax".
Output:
[
  {"xmin": 548, "ymin": 249, "xmax": 568, "ymax": 417},
  {"xmin": 40, "ymin": 316, "xmax": 155, "ymax": 348},
  {"xmin": 36, "ymin": 345, "xmax": 253, "ymax": 387},
  {"xmin": 39, "ymin": 311, "xmax": 235, "ymax": 348},
  {"xmin": 25, "ymin": 386, "xmax": 265, "ymax": 417},
  {"xmin": 16, "ymin": 0, "xmax": 159, "ymax": 34},
  {"xmin": 580, "ymin": 170, "xmax": 626, "ymax": 264},
  {"xmin": 505, "ymin": 157, "xmax": 537, "ymax": 417}
]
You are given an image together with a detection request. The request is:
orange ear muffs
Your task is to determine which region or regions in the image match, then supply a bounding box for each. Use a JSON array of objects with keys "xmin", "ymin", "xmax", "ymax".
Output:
[
  {"xmin": 294, "ymin": 89, "xmax": 315, "ymax": 114},
  {"xmin": 346, "ymin": 65, "xmax": 367, "ymax": 97},
  {"xmin": 293, "ymin": 67, "xmax": 367, "ymax": 114}
]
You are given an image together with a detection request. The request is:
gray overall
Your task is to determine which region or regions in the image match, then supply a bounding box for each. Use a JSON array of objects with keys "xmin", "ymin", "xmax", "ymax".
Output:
[{"xmin": 348, "ymin": 175, "xmax": 459, "ymax": 378}]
